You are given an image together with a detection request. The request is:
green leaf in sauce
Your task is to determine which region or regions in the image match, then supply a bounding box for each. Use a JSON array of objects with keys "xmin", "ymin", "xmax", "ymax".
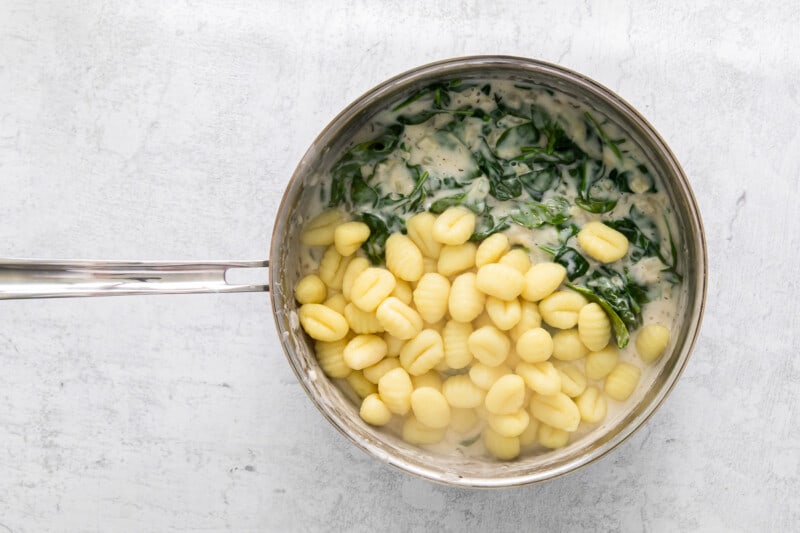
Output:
[{"xmin": 509, "ymin": 197, "xmax": 571, "ymax": 229}]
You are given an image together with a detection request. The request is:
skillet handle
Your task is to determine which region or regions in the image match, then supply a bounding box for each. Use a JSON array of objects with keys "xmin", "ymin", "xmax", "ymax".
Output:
[{"xmin": 0, "ymin": 259, "xmax": 269, "ymax": 300}]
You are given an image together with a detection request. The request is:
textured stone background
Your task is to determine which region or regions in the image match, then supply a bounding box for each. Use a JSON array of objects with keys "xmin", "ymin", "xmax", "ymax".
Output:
[{"xmin": 1, "ymin": 1, "xmax": 798, "ymax": 531}]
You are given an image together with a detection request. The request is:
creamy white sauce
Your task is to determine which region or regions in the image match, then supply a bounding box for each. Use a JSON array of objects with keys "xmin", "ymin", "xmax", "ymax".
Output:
[{"xmin": 296, "ymin": 79, "xmax": 683, "ymax": 460}]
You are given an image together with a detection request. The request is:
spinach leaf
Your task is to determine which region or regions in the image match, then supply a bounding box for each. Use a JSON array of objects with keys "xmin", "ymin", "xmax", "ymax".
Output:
[
  {"xmin": 584, "ymin": 112, "xmax": 624, "ymax": 162},
  {"xmin": 574, "ymin": 159, "xmax": 618, "ymax": 214},
  {"xmin": 474, "ymin": 138, "xmax": 521, "ymax": 201},
  {"xmin": 553, "ymin": 247, "xmax": 589, "ymax": 280},
  {"xmin": 583, "ymin": 267, "xmax": 650, "ymax": 334},
  {"xmin": 495, "ymin": 122, "xmax": 540, "ymax": 155},
  {"xmin": 604, "ymin": 209, "xmax": 682, "ymax": 283},
  {"xmin": 470, "ymin": 211, "xmax": 510, "ymax": 241},
  {"xmin": 518, "ymin": 168, "xmax": 560, "ymax": 200},
  {"xmin": 391, "ymin": 80, "xmax": 475, "ymax": 112},
  {"xmin": 566, "ymin": 282, "xmax": 631, "ymax": 348},
  {"xmin": 509, "ymin": 197, "xmax": 571, "ymax": 229}
]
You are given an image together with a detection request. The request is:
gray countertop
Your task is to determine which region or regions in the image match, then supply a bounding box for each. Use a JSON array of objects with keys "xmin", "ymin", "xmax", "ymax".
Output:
[{"xmin": 1, "ymin": 1, "xmax": 798, "ymax": 531}]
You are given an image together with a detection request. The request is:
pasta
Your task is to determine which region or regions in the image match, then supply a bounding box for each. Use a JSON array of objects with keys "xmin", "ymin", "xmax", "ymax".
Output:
[
  {"xmin": 635, "ymin": 323, "xmax": 670, "ymax": 363},
  {"xmin": 318, "ymin": 246, "xmax": 353, "ymax": 291},
  {"xmin": 538, "ymin": 423, "xmax": 570, "ymax": 449},
  {"xmin": 521, "ymin": 262, "xmax": 566, "ymax": 302},
  {"xmin": 315, "ymin": 339, "xmax": 351, "ymax": 378},
  {"xmin": 538, "ymin": 291, "xmax": 588, "ymax": 329},
  {"xmin": 475, "ymin": 263, "xmax": 525, "ymax": 300},
  {"xmin": 510, "ymin": 301, "xmax": 542, "ymax": 342},
  {"xmin": 432, "ymin": 206, "xmax": 476, "ymax": 245},
  {"xmin": 584, "ymin": 345, "xmax": 619, "ymax": 380},
  {"xmin": 344, "ymin": 303, "xmax": 384, "ymax": 335},
  {"xmin": 551, "ymin": 329, "xmax": 589, "ymax": 361},
  {"xmin": 575, "ymin": 386, "xmax": 607, "ymax": 423},
  {"xmin": 516, "ymin": 361, "xmax": 561, "ymax": 396},
  {"xmin": 378, "ymin": 367, "xmax": 414, "ymax": 415},
  {"xmin": 350, "ymin": 267, "xmax": 397, "ymax": 312},
  {"xmin": 294, "ymin": 274, "xmax": 327, "ymax": 304},
  {"xmin": 346, "ymin": 370, "xmax": 378, "ymax": 399},
  {"xmin": 484, "ymin": 374, "xmax": 526, "ymax": 415},
  {"xmin": 498, "ymin": 248, "xmax": 532, "ymax": 274},
  {"xmin": 448, "ymin": 273, "xmax": 485, "ymax": 323},
  {"xmin": 334, "ymin": 221, "xmax": 371, "ymax": 257},
  {"xmin": 411, "ymin": 370, "xmax": 442, "ymax": 391},
  {"xmin": 578, "ymin": 302, "xmax": 611, "ymax": 351},
  {"xmin": 442, "ymin": 320, "xmax": 474, "ymax": 369},
  {"xmin": 515, "ymin": 327, "xmax": 554, "ymax": 363},
  {"xmin": 402, "ymin": 416, "xmax": 446, "ymax": 445},
  {"xmin": 301, "ymin": 210, "xmax": 343, "ymax": 246},
  {"xmin": 577, "ymin": 221, "xmax": 629, "ymax": 263},
  {"xmin": 359, "ymin": 393, "xmax": 393, "ymax": 426},
  {"xmin": 343, "ymin": 334, "xmax": 388, "ymax": 370},
  {"xmin": 376, "ymin": 296, "xmax": 424, "ymax": 340},
  {"xmin": 485, "ymin": 296, "xmax": 522, "ymax": 331},
  {"xmin": 399, "ymin": 329, "xmax": 445, "ymax": 376},
  {"xmin": 529, "ymin": 392, "xmax": 580, "ymax": 432},
  {"xmin": 442, "ymin": 375, "xmax": 486, "ymax": 408},
  {"xmin": 475, "ymin": 233, "xmax": 510, "ymax": 267},
  {"xmin": 487, "ymin": 408, "xmax": 530, "ymax": 438},
  {"xmin": 483, "ymin": 427, "xmax": 520, "ymax": 460},
  {"xmin": 469, "ymin": 363, "xmax": 512, "ymax": 390},
  {"xmin": 406, "ymin": 211, "xmax": 443, "ymax": 259},
  {"xmin": 385, "ymin": 233, "xmax": 425, "ymax": 282},
  {"xmin": 437, "ymin": 242, "xmax": 477, "ymax": 277},
  {"xmin": 604, "ymin": 362, "xmax": 641, "ymax": 401},
  {"xmin": 410, "ymin": 387, "xmax": 451, "ymax": 428},
  {"xmin": 468, "ymin": 326, "xmax": 511, "ymax": 367},
  {"xmin": 341, "ymin": 257, "xmax": 370, "ymax": 301},
  {"xmin": 412, "ymin": 273, "xmax": 451, "ymax": 324},
  {"xmin": 556, "ymin": 363, "xmax": 587, "ymax": 398},
  {"xmin": 298, "ymin": 303, "xmax": 349, "ymax": 342},
  {"xmin": 362, "ymin": 357, "xmax": 401, "ymax": 384}
]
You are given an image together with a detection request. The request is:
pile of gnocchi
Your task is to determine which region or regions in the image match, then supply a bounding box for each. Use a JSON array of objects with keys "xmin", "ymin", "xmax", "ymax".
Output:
[{"xmin": 295, "ymin": 206, "xmax": 671, "ymax": 460}]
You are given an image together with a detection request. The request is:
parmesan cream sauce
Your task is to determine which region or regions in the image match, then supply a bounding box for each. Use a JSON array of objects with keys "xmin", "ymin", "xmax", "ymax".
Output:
[{"xmin": 297, "ymin": 80, "xmax": 682, "ymax": 459}]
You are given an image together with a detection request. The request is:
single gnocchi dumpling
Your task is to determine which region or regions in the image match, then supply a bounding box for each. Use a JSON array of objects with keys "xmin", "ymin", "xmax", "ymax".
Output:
[
  {"xmin": 515, "ymin": 327, "xmax": 554, "ymax": 363},
  {"xmin": 468, "ymin": 363, "xmax": 512, "ymax": 390},
  {"xmin": 585, "ymin": 345, "xmax": 620, "ymax": 380},
  {"xmin": 385, "ymin": 233, "xmax": 424, "ymax": 282},
  {"xmin": 578, "ymin": 302, "xmax": 611, "ymax": 351},
  {"xmin": 376, "ymin": 296, "xmax": 424, "ymax": 340},
  {"xmin": 410, "ymin": 387, "xmax": 451, "ymax": 429},
  {"xmin": 468, "ymin": 325, "xmax": 511, "ymax": 367},
  {"xmin": 350, "ymin": 267, "xmax": 396, "ymax": 312},
  {"xmin": 406, "ymin": 211, "xmax": 443, "ymax": 259},
  {"xmin": 635, "ymin": 323, "xmax": 671, "ymax": 363},
  {"xmin": 516, "ymin": 361, "xmax": 561, "ymax": 396},
  {"xmin": 483, "ymin": 426, "xmax": 521, "ymax": 460},
  {"xmin": 604, "ymin": 362, "xmax": 641, "ymax": 401},
  {"xmin": 432, "ymin": 206, "xmax": 476, "ymax": 245},
  {"xmin": 487, "ymin": 408, "xmax": 530, "ymax": 438},
  {"xmin": 442, "ymin": 320, "xmax": 474, "ymax": 369},
  {"xmin": 343, "ymin": 334, "xmax": 388, "ymax": 370},
  {"xmin": 485, "ymin": 296, "xmax": 522, "ymax": 331},
  {"xmin": 298, "ymin": 303, "xmax": 349, "ymax": 342},
  {"xmin": 360, "ymin": 393, "xmax": 393, "ymax": 426},
  {"xmin": 448, "ymin": 272, "xmax": 486, "ymax": 323},
  {"xmin": 484, "ymin": 374, "xmax": 526, "ymax": 415},
  {"xmin": 344, "ymin": 303, "xmax": 384, "ymax": 335},
  {"xmin": 521, "ymin": 262, "xmax": 566, "ymax": 302},
  {"xmin": 315, "ymin": 339, "xmax": 351, "ymax": 378},
  {"xmin": 577, "ymin": 221, "xmax": 629, "ymax": 263},
  {"xmin": 399, "ymin": 329, "xmax": 445, "ymax": 376},
  {"xmin": 413, "ymin": 273, "xmax": 451, "ymax": 324},
  {"xmin": 301, "ymin": 210, "xmax": 344, "ymax": 246},
  {"xmin": 529, "ymin": 392, "xmax": 580, "ymax": 432},
  {"xmin": 378, "ymin": 367, "xmax": 414, "ymax": 415},
  {"xmin": 556, "ymin": 363, "xmax": 587, "ymax": 398},
  {"xmin": 475, "ymin": 233, "xmax": 510, "ymax": 267},
  {"xmin": 442, "ymin": 374, "xmax": 486, "ymax": 408},
  {"xmin": 318, "ymin": 246, "xmax": 353, "ymax": 291},
  {"xmin": 341, "ymin": 257, "xmax": 370, "ymax": 301},
  {"xmin": 437, "ymin": 242, "xmax": 477, "ymax": 277},
  {"xmin": 476, "ymin": 263, "xmax": 525, "ymax": 300},
  {"xmin": 538, "ymin": 291, "xmax": 588, "ymax": 329},
  {"xmin": 551, "ymin": 328, "xmax": 589, "ymax": 361},
  {"xmin": 538, "ymin": 423, "xmax": 570, "ymax": 449},
  {"xmin": 334, "ymin": 221, "xmax": 371, "ymax": 257},
  {"xmin": 346, "ymin": 370, "xmax": 377, "ymax": 399},
  {"xmin": 294, "ymin": 274, "xmax": 327, "ymax": 304},
  {"xmin": 575, "ymin": 386, "xmax": 607, "ymax": 423},
  {"xmin": 498, "ymin": 248, "xmax": 532, "ymax": 274},
  {"xmin": 391, "ymin": 279, "xmax": 414, "ymax": 305}
]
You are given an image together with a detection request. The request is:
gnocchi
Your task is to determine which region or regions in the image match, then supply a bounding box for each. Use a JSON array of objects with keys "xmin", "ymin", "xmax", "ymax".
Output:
[
  {"xmin": 448, "ymin": 273, "xmax": 485, "ymax": 323},
  {"xmin": 334, "ymin": 221, "xmax": 371, "ymax": 256},
  {"xmin": 437, "ymin": 242, "xmax": 477, "ymax": 277},
  {"xmin": 577, "ymin": 221, "xmax": 629, "ymax": 263},
  {"xmin": 413, "ymin": 273, "xmax": 451, "ymax": 324},
  {"xmin": 399, "ymin": 329, "xmax": 445, "ymax": 376},
  {"xmin": 350, "ymin": 268, "xmax": 397, "ymax": 312},
  {"xmin": 385, "ymin": 233, "xmax": 424, "ymax": 282},
  {"xmin": 295, "ymin": 274, "xmax": 327, "ymax": 304},
  {"xmin": 604, "ymin": 362, "xmax": 641, "ymax": 401},
  {"xmin": 475, "ymin": 263, "xmax": 525, "ymax": 300},
  {"xmin": 432, "ymin": 207, "xmax": 476, "ymax": 245},
  {"xmin": 298, "ymin": 304, "xmax": 349, "ymax": 342},
  {"xmin": 636, "ymin": 323, "xmax": 670, "ymax": 363}
]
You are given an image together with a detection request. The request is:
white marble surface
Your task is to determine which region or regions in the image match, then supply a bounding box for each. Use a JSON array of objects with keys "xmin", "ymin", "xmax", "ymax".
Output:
[{"xmin": 1, "ymin": 0, "xmax": 798, "ymax": 531}]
